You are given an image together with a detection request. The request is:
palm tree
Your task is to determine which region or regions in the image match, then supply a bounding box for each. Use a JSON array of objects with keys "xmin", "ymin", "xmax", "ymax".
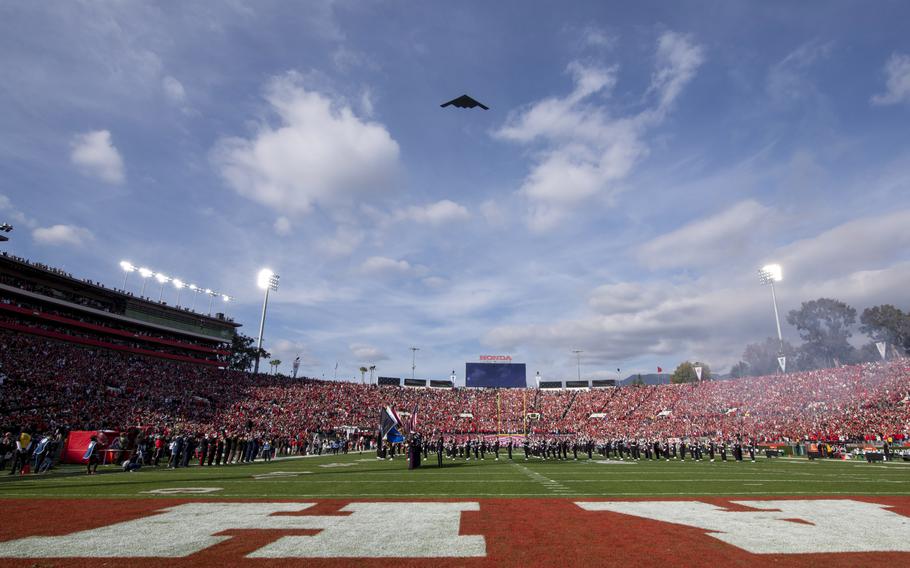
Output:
[
  {"xmin": 359, "ymin": 366, "xmax": 368, "ymax": 384},
  {"xmin": 270, "ymin": 359, "xmax": 282, "ymax": 375},
  {"xmin": 369, "ymin": 365, "xmax": 376, "ymax": 384}
]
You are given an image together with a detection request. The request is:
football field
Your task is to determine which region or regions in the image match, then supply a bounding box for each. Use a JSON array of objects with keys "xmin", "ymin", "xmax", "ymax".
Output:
[
  {"xmin": 1, "ymin": 450, "xmax": 910, "ymax": 498},
  {"xmin": 2, "ymin": 453, "xmax": 910, "ymax": 566}
]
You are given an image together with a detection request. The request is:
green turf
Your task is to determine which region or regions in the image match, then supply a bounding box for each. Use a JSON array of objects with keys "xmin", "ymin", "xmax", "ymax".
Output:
[{"xmin": 1, "ymin": 452, "xmax": 909, "ymax": 499}]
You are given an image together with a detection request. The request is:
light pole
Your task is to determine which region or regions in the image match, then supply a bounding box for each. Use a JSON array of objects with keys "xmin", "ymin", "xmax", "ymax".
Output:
[
  {"xmin": 759, "ymin": 263, "xmax": 785, "ymax": 372},
  {"xmin": 138, "ymin": 267, "xmax": 153, "ymax": 296},
  {"xmin": 253, "ymin": 268, "xmax": 279, "ymax": 375},
  {"xmin": 410, "ymin": 347, "xmax": 420, "ymax": 382},
  {"xmin": 572, "ymin": 349, "xmax": 583, "ymax": 381},
  {"xmin": 119, "ymin": 261, "xmax": 136, "ymax": 290},
  {"xmin": 189, "ymin": 284, "xmax": 199, "ymax": 311},
  {"xmin": 758, "ymin": 264, "xmax": 784, "ymax": 352},
  {"xmin": 172, "ymin": 279, "xmax": 185, "ymax": 306},
  {"xmin": 155, "ymin": 273, "xmax": 170, "ymax": 302}
]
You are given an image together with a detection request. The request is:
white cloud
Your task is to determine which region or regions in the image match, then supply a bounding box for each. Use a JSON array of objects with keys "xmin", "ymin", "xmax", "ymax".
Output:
[
  {"xmin": 648, "ymin": 31, "xmax": 707, "ymax": 114},
  {"xmin": 32, "ymin": 224, "xmax": 94, "ymax": 247},
  {"xmin": 0, "ymin": 194, "xmax": 37, "ymax": 229},
  {"xmin": 70, "ymin": 130, "xmax": 125, "ymax": 184},
  {"xmin": 422, "ymin": 276, "xmax": 448, "ymax": 289},
  {"xmin": 316, "ymin": 226, "xmax": 364, "ymax": 257},
  {"xmin": 395, "ymin": 200, "xmax": 470, "ymax": 225},
  {"xmin": 350, "ymin": 343, "xmax": 389, "ymax": 361},
  {"xmin": 494, "ymin": 31, "xmax": 704, "ymax": 231},
  {"xmin": 486, "ymin": 207, "xmax": 910, "ymax": 371},
  {"xmin": 361, "ymin": 256, "xmax": 410, "ymax": 275},
  {"xmin": 765, "ymin": 40, "xmax": 832, "ymax": 105},
  {"xmin": 871, "ymin": 52, "xmax": 910, "ymax": 106},
  {"xmin": 162, "ymin": 75, "xmax": 186, "ymax": 104},
  {"xmin": 273, "ymin": 216, "xmax": 292, "ymax": 235},
  {"xmin": 211, "ymin": 71, "xmax": 400, "ymax": 216},
  {"xmin": 636, "ymin": 200, "xmax": 773, "ymax": 269}
]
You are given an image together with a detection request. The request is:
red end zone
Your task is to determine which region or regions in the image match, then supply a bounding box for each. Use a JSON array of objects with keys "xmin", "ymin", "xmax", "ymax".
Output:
[{"xmin": 1, "ymin": 497, "xmax": 910, "ymax": 567}]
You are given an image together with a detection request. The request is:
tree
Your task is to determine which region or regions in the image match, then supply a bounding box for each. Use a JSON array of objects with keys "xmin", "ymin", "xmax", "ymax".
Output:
[
  {"xmin": 860, "ymin": 304, "xmax": 910, "ymax": 355},
  {"xmin": 671, "ymin": 361, "xmax": 711, "ymax": 383},
  {"xmin": 729, "ymin": 361, "xmax": 749, "ymax": 379},
  {"xmin": 786, "ymin": 298, "xmax": 857, "ymax": 369},
  {"xmin": 269, "ymin": 359, "xmax": 282, "ymax": 375},
  {"xmin": 226, "ymin": 333, "xmax": 271, "ymax": 372},
  {"xmin": 359, "ymin": 366, "xmax": 368, "ymax": 384},
  {"xmin": 740, "ymin": 337, "xmax": 799, "ymax": 376},
  {"xmin": 369, "ymin": 365, "xmax": 376, "ymax": 384}
]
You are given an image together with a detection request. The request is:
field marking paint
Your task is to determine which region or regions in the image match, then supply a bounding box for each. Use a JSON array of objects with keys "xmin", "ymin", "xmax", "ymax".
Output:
[
  {"xmin": 576, "ymin": 500, "xmax": 910, "ymax": 554},
  {"xmin": 249, "ymin": 502, "xmax": 485, "ymax": 558},
  {"xmin": 252, "ymin": 471, "xmax": 309, "ymax": 480},
  {"xmin": 512, "ymin": 463, "xmax": 571, "ymax": 494},
  {"xmin": 0, "ymin": 502, "xmax": 485, "ymax": 559},
  {"xmin": 141, "ymin": 487, "xmax": 222, "ymax": 494},
  {"xmin": 319, "ymin": 463, "xmax": 358, "ymax": 468}
]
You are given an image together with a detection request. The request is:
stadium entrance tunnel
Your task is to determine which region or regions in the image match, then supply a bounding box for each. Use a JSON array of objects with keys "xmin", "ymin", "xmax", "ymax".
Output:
[{"xmin": 2, "ymin": 497, "xmax": 910, "ymax": 566}]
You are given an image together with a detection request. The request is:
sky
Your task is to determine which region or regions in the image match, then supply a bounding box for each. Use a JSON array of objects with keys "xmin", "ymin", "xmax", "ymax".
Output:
[{"xmin": 2, "ymin": 1, "xmax": 910, "ymax": 384}]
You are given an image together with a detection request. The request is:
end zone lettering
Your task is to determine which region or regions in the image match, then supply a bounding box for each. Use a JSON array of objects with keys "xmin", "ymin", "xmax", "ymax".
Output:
[{"xmin": 0, "ymin": 502, "xmax": 484, "ymax": 559}]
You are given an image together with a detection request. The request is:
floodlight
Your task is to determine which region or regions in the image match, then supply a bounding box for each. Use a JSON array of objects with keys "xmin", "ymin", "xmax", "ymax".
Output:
[
  {"xmin": 222, "ymin": 294, "xmax": 230, "ymax": 302},
  {"xmin": 204, "ymin": 288, "xmax": 213, "ymax": 295},
  {"xmin": 172, "ymin": 279, "xmax": 184, "ymax": 289},
  {"xmin": 257, "ymin": 268, "xmax": 275, "ymax": 290},
  {"xmin": 119, "ymin": 261, "xmax": 135, "ymax": 272},
  {"xmin": 138, "ymin": 267, "xmax": 153, "ymax": 278},
  {"xmin": 155, "ymin": 273, "xmax": 169, "ymax": 284},
  {"xmin": 759, "ymin": 264, "xmax": 782, "ymax": 283},
  {"xmin": 189, "ymin": 284, "xmax": 198, "ymax": 291}
]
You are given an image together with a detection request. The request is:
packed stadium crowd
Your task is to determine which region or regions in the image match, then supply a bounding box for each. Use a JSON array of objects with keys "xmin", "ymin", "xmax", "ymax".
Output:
[{"xmin": 1, "ymin": 329, "xmax": 909, "ymax": 472}]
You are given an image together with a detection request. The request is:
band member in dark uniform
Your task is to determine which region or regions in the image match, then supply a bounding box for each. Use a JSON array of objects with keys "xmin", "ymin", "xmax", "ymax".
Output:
[
  {"xmin": 436, "ymin": 437, "xmax": 444, "ymax": 467},
  {"xmin": 493, "ymin": 440, "xmax": 501, "ymax": 460},
  {"xmin": 748, "ymin": 441, "xmax": 756, "ymax": 462},
  {"xmin": 721, "ymin": 442, "xmax": 728, "ymax": 461},
  {"xmin": 679, "ymin": 441, "xmax": 687, "ymax": 461},
  {"xmin": 507, "ymin": 440, "xmax": 513, "ymax": 460},
  {"xmin": 708, "ymin": 440, "xmax": 716, "ymax": 462}
]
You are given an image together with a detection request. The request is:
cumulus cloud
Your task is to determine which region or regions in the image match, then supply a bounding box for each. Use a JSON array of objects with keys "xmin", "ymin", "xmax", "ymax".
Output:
[
  {"xmin": 162, "ymin": 75, "xmax": 186, "ymax": 104},
  {"xmin": 394, "ymin": 199, "xmax": 470, "ymax": 225},
  {"xmin": 273, "ymin": 216, "xmax": 292, "ymax": 235},
  {"xmin": 485, "ymin": 207, "xmax": 910, "ymax": 371},
  {"xmin": 211, "ymin": 72, "xmax": 400, "ymax": 216},
  {"xmin": 70, "ymin": 130, "xmax": 125, "ymax": 184},
  {"xmin": 871, "ymin": 52, "xmax": 910, "ymax": 106},
  {"xmin": 316, "ymin": 226, "xmax": 364, "ymax": 257},
  {"xmin": 32, "ymin": 224, "xmax": 94, "ymax": 247},
  {"xmin": 636, "ymin": 200, "xmax": 773, "ymax": 269},
  {"xmin": 494, "ymin": 31, "xmax": 704, "ymax": 231},
  {"xmin": 350, "ymin": 343, "xmax": 389, "ymax": 361},
  {"xmin": 361, "ymin": 256, "xmax": 410, "ymax": 275}
]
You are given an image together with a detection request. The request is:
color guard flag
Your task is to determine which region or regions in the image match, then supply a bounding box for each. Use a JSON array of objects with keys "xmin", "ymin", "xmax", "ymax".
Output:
[
  {"xmin": 380, "ymin": 407, "xmax": 404, "ymax": 442},
  {"xmin": 657, "ymin": 367, "xmax": 663, "ymax": 373}
]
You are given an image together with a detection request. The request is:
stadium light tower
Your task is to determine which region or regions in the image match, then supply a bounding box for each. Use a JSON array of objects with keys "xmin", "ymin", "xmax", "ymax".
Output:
[
  {"xmin": 572, "ymin": 349, "xmax": 583, "ymax": 381},
  {"xmin": 172, "ymin": 279, "xmax": 185, "ymax": 306},
  {"xmin": 188, "ymin": 284, "xmax": 200, "ymax": 311},
  {"xmin": 758, "ymin": 264, "xmax": 784, "ymax": 354},
  {"xmin": 155, "ymin": 273, "xmax": 170, "ymax": 302},
  {"xmin": 410, "ymin": 346, "xmax": 420, "ymax": 382},
  {"xmin": 253, "ymin": 268, "xmax": 280, "ymax": 375},
  {"xmin": 138, "ymin": 267, "xmax": 153, "ymax": 296},
  {"xmin": 119, "ymin": 261, "xmax": 136, "ymax": 290}
]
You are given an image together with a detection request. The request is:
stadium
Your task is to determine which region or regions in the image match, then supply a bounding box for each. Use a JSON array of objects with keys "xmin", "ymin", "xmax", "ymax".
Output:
[{"xmin": 3, "ymin": 3, "xmax": 910, "ymax": 567}]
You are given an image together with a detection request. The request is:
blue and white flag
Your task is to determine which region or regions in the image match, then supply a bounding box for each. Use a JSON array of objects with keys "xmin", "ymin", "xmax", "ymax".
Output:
[{"xmin": 380, "ymin": 406, "xmax": 404, "ymax": 442}]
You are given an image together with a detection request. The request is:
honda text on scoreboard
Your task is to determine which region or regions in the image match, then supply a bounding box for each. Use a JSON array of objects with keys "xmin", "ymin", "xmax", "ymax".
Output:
[{"xmin": 466, "ymin": 355, "xmax": 526, "ymax": 388}]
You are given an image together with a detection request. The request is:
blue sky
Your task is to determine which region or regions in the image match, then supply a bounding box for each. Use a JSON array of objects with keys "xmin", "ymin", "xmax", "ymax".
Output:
[{"xmin": 2, "ymin": 1, "xmax": 910, "ymax": 383}]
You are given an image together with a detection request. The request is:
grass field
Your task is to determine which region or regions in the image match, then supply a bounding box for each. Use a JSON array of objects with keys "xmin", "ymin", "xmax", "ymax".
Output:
[{"xmin": 2, "ymin": 451, "xmax": 909, "ymax": 500}]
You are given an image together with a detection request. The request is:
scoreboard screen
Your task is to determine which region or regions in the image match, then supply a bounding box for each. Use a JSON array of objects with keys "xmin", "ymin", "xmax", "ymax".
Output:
[{"xmin": 465, "ymin": 362, "xmax": 526, "ymax": 388}]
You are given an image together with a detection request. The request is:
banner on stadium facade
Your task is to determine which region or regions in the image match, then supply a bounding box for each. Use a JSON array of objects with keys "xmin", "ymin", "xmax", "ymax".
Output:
[
  {"xmin": 876, "ymin": 342, "xmax": 887, "ymax": 360},
  {"xmin": 778, "ymin": 356, "xmax": 787, "ymax": 373}
]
